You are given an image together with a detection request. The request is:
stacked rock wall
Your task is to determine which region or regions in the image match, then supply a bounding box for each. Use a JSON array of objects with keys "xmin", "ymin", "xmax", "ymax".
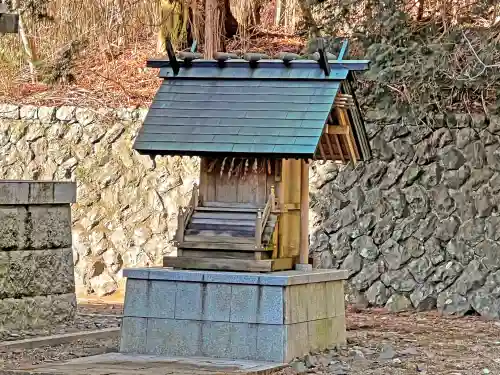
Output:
[
  {"xmin": 0, "ymin": 104, "xmax": 198, "ymax": 296},
  {"xmin": 0, "ymin": 181, "xmax": 76, "ymax": 330},
  {"xmin": 310, "ymin": 112, "xmax": 500, "ymax": 318}
]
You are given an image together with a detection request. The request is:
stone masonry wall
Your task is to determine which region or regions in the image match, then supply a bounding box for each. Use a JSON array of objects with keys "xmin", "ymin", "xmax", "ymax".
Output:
[
  {"xmin": 0, "ymin": 181, "xmax": 76, "ymax": 331},
  {"xmin": 0, "ymin": 104, "xmax": 198, "ymax": 297},
  {"xmin": 309, "ymin": 111, "xmax": 500, "ymax": 318}
]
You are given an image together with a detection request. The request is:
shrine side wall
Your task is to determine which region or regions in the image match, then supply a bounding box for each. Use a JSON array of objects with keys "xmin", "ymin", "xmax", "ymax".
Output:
[
  {"xmin": 0, "ymin": 181, "xmax": 76, "ymax": 331},
  {"xmin": 310, "ymin": 111, "xmax": 500, "ymax": 318},
  {"xmin": 0, "ymin": 104, "xmax": 199, "ymax": 297}
]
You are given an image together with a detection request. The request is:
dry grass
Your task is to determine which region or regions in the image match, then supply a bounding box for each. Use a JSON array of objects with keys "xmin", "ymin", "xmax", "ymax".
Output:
[{"xmin": 0, "ymin": 33, "xmax": 305, "ymax": 108}]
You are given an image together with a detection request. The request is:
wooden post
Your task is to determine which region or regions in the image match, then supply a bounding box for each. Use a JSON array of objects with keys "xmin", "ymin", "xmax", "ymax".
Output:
[
  {"xmin": 255, "ymin": 210, "xmax": 262, "ymax": 248},
  {"xmin": 299, "ymin": 159, "xmax": 309, "ymax": 265}
]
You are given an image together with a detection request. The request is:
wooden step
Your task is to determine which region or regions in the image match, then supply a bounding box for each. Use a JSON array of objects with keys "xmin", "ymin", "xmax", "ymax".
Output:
[
  {"xmin": 184, "ymin": 234, "xmax": 255, "ymax": 244},
  {"xmin": 178, "ymin": 241, "xmax": 262, "ymax": 251},
  {"xmin": 180, "ymin": 249, "xmax": 272, "ymax": 260},
  {"xmin": 190, "ymin": 218, "xmax": 256, "ymax": 226},
  {"xmin": 193, "ymin": 212, "xmax": 257, "ymax": 220},
  {"xmin": 164, "ymin": 256, "xmax": 294, "ymax": 272},
  {"xmin": 196, "ymin": 206, "xmax": 259, "ymax": 213},
  {"xmin": 203, "ymin": 201, "xmax": 262, "ymax": 209},
  {"xmin": 186, "ymin": 228, "xmax": 254, "ymax": 237}
]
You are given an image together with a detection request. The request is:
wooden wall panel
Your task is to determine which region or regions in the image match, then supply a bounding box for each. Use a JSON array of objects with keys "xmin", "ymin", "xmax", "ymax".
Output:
[{"xmin": 199, "ymin": 158, "xmax": 275, "ymax": 206}]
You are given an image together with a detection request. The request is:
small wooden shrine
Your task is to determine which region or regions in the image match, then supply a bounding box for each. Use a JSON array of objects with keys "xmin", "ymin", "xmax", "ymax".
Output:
[
  {"xmin": 134, "ymin": 40, "xmax": 371, "ymax": 272},
  {"xmin": 0, "ymin": 3, "xmax": 19, "ymax": 34}
]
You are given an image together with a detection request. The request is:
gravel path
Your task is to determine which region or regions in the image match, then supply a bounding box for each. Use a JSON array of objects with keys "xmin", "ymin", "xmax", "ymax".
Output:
[
  {"xmin": 287, "ymin": 307, "xmax": 500, "ymax": 375},
  {"xmin": 0, "ymin": 303, "xmax": 122, "ymax": 342},
  {"xmin": 2, "ymin": 303, "xmax": 500, "ymax": 374},
  {"xmin": 0, "ymin": 302, "xmax": 122, "ymax": 372}
]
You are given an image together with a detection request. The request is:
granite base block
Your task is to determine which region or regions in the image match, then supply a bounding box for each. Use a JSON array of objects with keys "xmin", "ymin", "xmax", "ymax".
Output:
[{"xmin": 120, "ymin": 268, "xmax": 347, "ymax": 363}]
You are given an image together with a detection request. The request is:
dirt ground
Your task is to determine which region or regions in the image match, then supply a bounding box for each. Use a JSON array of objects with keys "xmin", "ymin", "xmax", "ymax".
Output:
[{"xmin": 2, "ymin": 303, "xmax": 500, "ymax": 374}]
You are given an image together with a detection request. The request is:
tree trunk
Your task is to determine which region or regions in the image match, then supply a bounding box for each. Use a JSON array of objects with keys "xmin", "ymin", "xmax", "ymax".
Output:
[
  {"xmin": 204, "ymin": 0, "xmax": 222, "ymax": 58},
  {"xmin": 275, "ymin": 0, "xmax": 282, "ymax": 26},
  {"xmin": 12, "ymin": 0, "xmax": 37, "ymax": 83},
  {"xmin": 204, "ymin": 0, "xmax": 238, "ymax": 58},
  {"xmin": 296, "ymin": 0, "xmax": 319, "ymax": 38}
]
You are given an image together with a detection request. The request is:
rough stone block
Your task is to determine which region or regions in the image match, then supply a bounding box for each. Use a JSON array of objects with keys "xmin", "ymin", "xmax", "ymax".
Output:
[
  {"xmin": 20, "ymin": 105, "xmax": 38, "ymax": 120},
  {"xmin": 146, "ymin": 318, "xmax": 201, "ymax": 356},
  {"xmin": 28, "ymin": 206, "xmax": 72, "ymax": 249},
  {"xmin": 0, "ymin": 293, "xmax": 76, "ymax": 330},
  {"xmin": 230, "ymin": 284, "xmax": 259, "ymax": 323},
  {"xmin": 75, "ymin": 108, "xmax": 96, "ymax": 126},
  {"xmin": 203, "ymin": 283, "xmax": 231, "ymax": 321},
  {"xmin": 174, "ymin": 282, "xmax": 202, "ymax": 320},
  {"xmin": 258, "ymin": 286, "xmax": 284, "ymax": 324},
  {"xmin": 2, "ymin": 248, "xmax": 75, "ymax": 298},
  {"xmin": 0, "ymin": 104, "xmax": 19, "ymax": 119},
  {"xmin": 120, "ymin": 317, "xmax": 147, "ymax": 354},
  {"xmin": 0, "ymin": 182, "xmax": 29, "ymax": 205},
  {"xmin": 0, "ymin": 207, "xmax": 27, "ymax": 250},
  {"xmin": 55, "ymin": 106, "xmax": 76, "ymax": 122},
  {"xmin": 38, "ymin": 106, "xmax": 56, "ymax": 123}
]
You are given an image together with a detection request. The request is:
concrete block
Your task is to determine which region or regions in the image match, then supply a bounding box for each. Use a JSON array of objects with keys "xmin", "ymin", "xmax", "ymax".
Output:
[
  {"xmin": 258, "ymin": 270, "xmax": 347, "ymax": 286},
  {"xmin": 148, "ymin": 280, "xmax": 176, "ymax": 319},
  {"xmin": 256, "ymin": 325, "xmax": 286, "ymax": 362},
  {"xmin": 0, "ymin": 207, "xmax": 27, "ymax": 250},
  {"xmin": 203, "ymin": 283, "xmax": 231, "ymax": 321},
  {"xmin": 53, "ymin": 182, "xmax": 77, "ymax": 204},
  {"xmin": 230, "ymin": 285, "xmax": 258, "ymax": 323},
  {"xmin": 257, "ymin": 286, "xmax": 284, "ymax": 325},
  {"xmin": 175, "ymin": 282, "xmax": 202, "ymax": 320},
  {"xmin": 326, "ymin": 280, "xmax": 344, "ymax": 318},
  {"xmin": 284, "ymin": 284, "xmax": 308, "ymax": 324},
  {"xmin": 200, "ymin": 321, "xmax": 231, "ymax": 358},
  {"xmin": 286, "ymin": 322, "xmax": 308, "ymax": 361},
  {"xmin": 0, "ymin": 182, "xmax": 29, "ymax": 205},
  {"xmin": 120, "ymin": 317, "xmax": 147, "ymax": 353},
  {"xmin": 123, "ymin": 279, "xmax": 148, "ymax": 317},
  {"xmin": 149, "ymin": 267, "xmax": 204, "ymax": 282},
  {"xmin": 333, "ymin": 280, "xmax": 345, "ymax": 317},
  {"xmin": 28, "ymin": 182, "xmax": 54, "ymax": 204},
  {"xmin": 228, "ymin": 323, "xmax": 257, "ymax": 360},
  {"xmin": 308, "ymin": 282, "xmax": 327, "ymax": 321},
  {"xmin": 28, "ymin": 206, "xmax": 72, "ymax": 249},
  {"xmin": 123, "ymin": 268, "xmax": 150, "ymax": 280},
  {"xmin": 204, "ymin": 271, "xmax": 260, "ymax": 285},
  {"xmin": 331, "ymin": 316, "xmax": 347, "ymax": 345},
  {"xmin": 146, "ymin": 318, "xmax": 201, "ymax": 356},
  {"xmin": 308, "ymin": 319, "xmax": 329, "ymax": 352}
]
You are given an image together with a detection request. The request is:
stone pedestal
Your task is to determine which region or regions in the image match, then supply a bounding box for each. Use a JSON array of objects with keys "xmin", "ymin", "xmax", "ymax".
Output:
[
  {"xmin": 0, "ymin": 181, "xmax": 77, "ymax": 330},
  {"xmin": 120, "ymin": 268, "xmax": 347, "ymax": 363}
]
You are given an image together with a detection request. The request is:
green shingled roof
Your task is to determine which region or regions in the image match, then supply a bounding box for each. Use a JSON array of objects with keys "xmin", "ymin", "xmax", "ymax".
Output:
[{"xmin": 134, "ymin": 59, "xmax": 368, "ymax": 159}]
